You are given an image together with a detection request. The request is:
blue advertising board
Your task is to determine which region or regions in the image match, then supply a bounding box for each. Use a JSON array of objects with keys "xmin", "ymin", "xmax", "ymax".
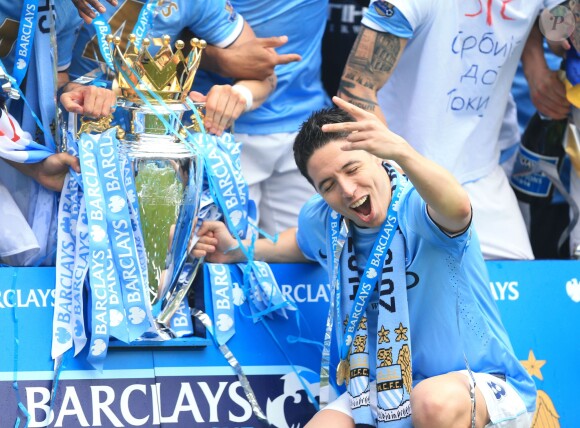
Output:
[{"xmin": 0, "ymin": 261, "xmax": 578, "ymax": 427}]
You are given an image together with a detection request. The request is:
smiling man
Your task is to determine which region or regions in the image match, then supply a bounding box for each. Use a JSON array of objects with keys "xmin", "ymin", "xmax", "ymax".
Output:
[{"xmin": 193, "ymin": 97, "xmax": 536, "ymax": 428}]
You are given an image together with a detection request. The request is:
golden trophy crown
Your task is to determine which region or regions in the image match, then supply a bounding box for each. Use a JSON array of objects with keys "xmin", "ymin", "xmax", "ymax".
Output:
[{"xmin": 109, "ymin": 33, "xmax": 207, "ymax": 104}]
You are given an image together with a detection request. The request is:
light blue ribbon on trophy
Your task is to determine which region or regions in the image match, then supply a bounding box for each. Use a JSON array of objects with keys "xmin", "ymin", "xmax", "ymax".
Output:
[
  {"xmin": 318, "ymin": 210, "xmax": 347, "ymax": 407},
  {"xmin": 58, "ymin": 130, "xmax": 89, "ymax": 356},
  {"xmin": 132, "ymin": 0, "xmax": 158, "ymax": 50},
  {"xmin": 187, "ymin": 100, "xmax": 251, "ymax": 241},
  {"xmin": 72, "ymin": 199, "xmax": 89, "ymax": 355},
  {"xmin": 98, "ymin": 128, "xmax": 154, "ymax": 342},
  {"xmin": 189, "ymin": 132, "xmax": 250, "ymax": 240},
  {"xmin": 102, "ymin": 248, "xmax": 129, "ymax": 343},
  {"xmin": 214, "ymin": 133, "xmax": 249, "ymax": 218},
  {"xmin": 238, "ymin": 263, "xmax": 267, "ymax": 318},
  {"xmin": 239, "ymin": 261, "xmax": 293, "ymax": 321},
  {"xmin": 205, "ymin": 263, "xmax": 236, "ymax": 345},
  {"xmin": 88, "ymin": 130, "xmax": 128, "ymax": 345},
  {"xmin": 12, "ymin": 0, "xmax": 39, "ymax": 86},
  {"xmin": 78, "ymin": 133, "xmax": 111, "ymax": 369},
  {"xmin": 91, "ymin": 14, "xmax": 115, "ymax": 72},
  {"xmin": 120, "ymin": 153, "xmax": 149, "ymax": 289},
  {"xmin": 52, "ymin": 173, "xmax": 80, "ymax": 360},
  {"xmin": 168, "ymin": 263, "xmax": 195, "ymax": 337}
]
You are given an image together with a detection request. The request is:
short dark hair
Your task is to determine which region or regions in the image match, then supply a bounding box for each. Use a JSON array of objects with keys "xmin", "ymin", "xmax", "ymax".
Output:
[{"xmin": 293, "ymin": 107, "xmax": 354, "ymax": 185}]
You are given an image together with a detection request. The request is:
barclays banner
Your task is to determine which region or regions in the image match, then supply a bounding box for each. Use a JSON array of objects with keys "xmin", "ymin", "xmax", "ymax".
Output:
[{"xmin": 0, "ymin": 261, "xmax": 578, "ymax": 427}]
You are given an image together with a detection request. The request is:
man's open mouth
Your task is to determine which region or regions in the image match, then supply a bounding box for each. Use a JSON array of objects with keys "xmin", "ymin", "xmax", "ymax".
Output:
[{"xmin": 350, "ymin": 195, "xmax": 371, "ymax": 216}]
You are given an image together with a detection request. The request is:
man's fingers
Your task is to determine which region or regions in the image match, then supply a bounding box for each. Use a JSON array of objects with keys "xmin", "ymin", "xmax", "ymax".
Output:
[
  {"xmin": 62, "ymin": 153, "xmax": 81, "ymax": 173},
  {"xmin": 196, "ymin": 221, "xmax": 220, "ymax": 237},
  {"xmin": 258, "ymin": 35, "xmax": 289, "ymax": 49},
  {"xmin": 79, "ymin": 10, "xmax": 95, "ymax": 24},
  {"xmin": 321, "ymin": 121, "xmax": 359, "ymax": 133},
  {"xmin": 256, "ymin": 36, "xmax": 301, "ymax": 64},
  {"xmin": 84, "ymin": 0, "xmax": 106, "ymax": 12},
  {"xmin": 274, "ymin": 53, "xmax": 302, "ymax": 65},
  {"xmin": 60, "ymin": 93, "xmax": 84, "ymax": 114},
  {"xmin": 191, "ymin": 248, "xmax": 208, "ymax": 259},
  {"xmin": 346, "ymin": 130, "xmax": 373, "ymax": 143},
  {"xmin": 188, "ymin": 91, "xmax": 206, "ymax": 103},
  {"xmin": 332, "ymin": 96, "xmax": 371, "ymax": 120}
]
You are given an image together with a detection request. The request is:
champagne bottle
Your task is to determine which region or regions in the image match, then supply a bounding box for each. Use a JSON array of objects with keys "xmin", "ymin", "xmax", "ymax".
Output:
[{"xmin": 510, "ymin": 112, "xmax": 568, "ymax": 203}]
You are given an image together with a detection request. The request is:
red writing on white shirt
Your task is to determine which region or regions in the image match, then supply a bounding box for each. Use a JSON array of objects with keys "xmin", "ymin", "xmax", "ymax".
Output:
[{"xmin": 464, "ymin": 0, "xmax": 515, "ymax": 26}]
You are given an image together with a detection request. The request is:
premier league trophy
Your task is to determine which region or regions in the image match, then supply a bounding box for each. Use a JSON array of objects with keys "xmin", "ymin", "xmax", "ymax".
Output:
[
  {"xmin": 63, "ymin": 34, "xmax": 209, "ymax": 349},
  {"xmin": 54, "ymin": 33, "xmax": 283, "ymax": 421},
  {"xmin": 107, "ymin": 34, "xmax": 207, "ymax": 308}
]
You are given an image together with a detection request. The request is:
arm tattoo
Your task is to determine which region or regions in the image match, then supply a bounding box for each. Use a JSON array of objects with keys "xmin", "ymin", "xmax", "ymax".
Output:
[{"xmin": 338, "ymin": 27, "xmax": 403, "ymax": 111}]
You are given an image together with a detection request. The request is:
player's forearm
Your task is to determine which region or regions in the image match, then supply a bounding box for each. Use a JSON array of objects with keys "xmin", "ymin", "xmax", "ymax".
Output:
[
  {"xmin": 233, "ymin": 74, "xmax": 276, "ymax": 111},
  {"xmin": 244, "ymin": 228, "xmax": 310, "ymax": 263},
  {"xmin": 201, "ymin": 45, "xmax": 237, "ymax": 78},
  {"xmin": 521, "ymin": 21, "xmax": 551, "ymax": 81},
  {"xmin": 337, "ymin": 26, "xmax": 407, "ymax": 123},
  {"xmin": 395, "ymin": 147, "xmax": 471, "ymax": 233}
]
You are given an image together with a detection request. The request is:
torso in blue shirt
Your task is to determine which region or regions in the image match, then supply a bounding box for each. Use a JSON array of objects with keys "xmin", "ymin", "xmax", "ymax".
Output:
[
  {"xmin": 68, "ymin": 0, "xmax": 243, "ymax": 81},
  {"xmin": 296, "ymin": 172, "xmax": 536, "ymax": 413},
  {"xmin": 195, "ymin": 0, "xmax": 331, "ymax": 134}
]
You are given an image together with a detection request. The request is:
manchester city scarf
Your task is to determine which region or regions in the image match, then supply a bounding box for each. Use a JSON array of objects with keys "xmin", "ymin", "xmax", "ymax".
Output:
[{"xmin": 332, "ymin": 165, "xmax": 413, "ymax": 427}]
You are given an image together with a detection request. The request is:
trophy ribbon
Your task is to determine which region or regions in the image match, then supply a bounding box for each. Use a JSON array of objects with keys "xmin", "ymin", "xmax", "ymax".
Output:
[
  {"xmin": 318, "ymin": 216, "xmax": 348, "ymax": 406},
  {"xmin": 191, "ymin": 308, "xmax": 268, "ymax": 424}
]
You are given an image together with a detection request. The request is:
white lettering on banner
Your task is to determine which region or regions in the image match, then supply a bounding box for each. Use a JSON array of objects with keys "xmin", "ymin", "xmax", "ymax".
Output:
[
  {"xmin": 209, "ymin": 264, "xmax": 231, "ymax": 310},
  {"xmin": 207, "ymin": 147, "xmax": 238, "ymax": 210},
  {"xmin": 281, "ymin": 283, "xmax": 330, "ymax": 303},
  {"xmin": 17, "ymin": 4, "xmax": 36, "ymax": 57},
  {"xmin": 91, "ymin": 386, "xmax": 124, "ymax": 427},
  {"xmin": 0, "ymin": 289, "xmax": 54, "ymax": 309},
  {"xmin": 489, "ymin": 281, "xmax": 519, "ymax": 301},
  {"xmin": 171, "ymin": 303, "xmax": 190, "ymax": 327},
  {"xmin": 96, "ymin": 24, "xmax": 112, "ymax": 64},
  {"xmin": 90, "ymin": 249, "xmax": 108, "ymax": 336},
  {"xmin": 25, "ymin": 380, "xmax": 254, "ymax": 426}
]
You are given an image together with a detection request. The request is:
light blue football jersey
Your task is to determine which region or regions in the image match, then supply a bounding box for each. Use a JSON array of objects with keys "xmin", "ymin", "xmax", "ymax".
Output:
[
  {"xmin": 296, "ymin": 168, "xmax": 537, "ymax": 414},
  {"xmin": 195, "ymin": 0, "xmax": 331, "ymax": 134},
  {"xmin": 68, "ymin": 0, "xmax": 243, "ymax": 80}
]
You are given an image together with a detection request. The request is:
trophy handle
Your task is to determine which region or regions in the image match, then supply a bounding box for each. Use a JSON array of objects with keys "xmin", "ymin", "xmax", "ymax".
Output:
[{"xmin": 77, "ymin": 115, "xmax": 126, "ymax": 140}]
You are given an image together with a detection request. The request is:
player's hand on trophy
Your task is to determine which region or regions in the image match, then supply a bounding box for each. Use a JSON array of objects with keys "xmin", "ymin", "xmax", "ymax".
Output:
[
  {"xmin": 189, "ymin": 86, "xmax": 247, "ymax": 136},
  {"xmin": 71, "ymin": 0, "xmax": 119, "ymax": 24},
  {"xmin": 32, "ymin": 153, "xmax": 81, "ymax": 192},
  {"xmin": 191, "ymin": 221, "xmax": 244, "ymax": 263},
  {"xmin": 60, "ymin": 84, "xmax": 117, "ymax": 119}
]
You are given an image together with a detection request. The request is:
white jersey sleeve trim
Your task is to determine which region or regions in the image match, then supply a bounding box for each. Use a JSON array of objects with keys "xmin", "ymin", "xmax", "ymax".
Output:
[
  {"xmin": 58, "ymin": 62, "xmax": 72, "ymax": 72},
  {"xmin": 361, "ymin": 16, "xmax": 387, "ymax": 33},
  {"xmin": 214, "ymin": 17, "xmax": 245, "ymax": 48}
]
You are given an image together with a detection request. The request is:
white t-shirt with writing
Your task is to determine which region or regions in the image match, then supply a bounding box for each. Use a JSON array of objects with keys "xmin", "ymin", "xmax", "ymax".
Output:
[{"xmin": 363, "ymin": 0, "xmax": 562, "ymax": 184}]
